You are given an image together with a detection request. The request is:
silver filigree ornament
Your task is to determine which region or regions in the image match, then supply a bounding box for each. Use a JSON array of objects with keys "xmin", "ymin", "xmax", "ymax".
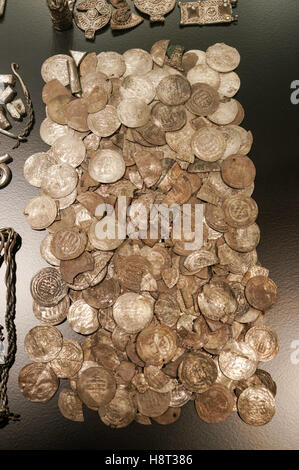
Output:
[
  {"xmin": 133, "ymin": 0, "xmax": 176, "ymax": 23},
  {"xmin": 75, "ymin": 0, "xmax": 111, "ymax": 40}
]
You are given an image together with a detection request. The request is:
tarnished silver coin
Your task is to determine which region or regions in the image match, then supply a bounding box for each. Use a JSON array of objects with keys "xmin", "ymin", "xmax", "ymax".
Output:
[
  {"xmin": 24, "ymin": 195, "xmax": 57, "ymax": 230},
  {"xmin": 178, "ymin": 353, "xmax": 217, "ymax": 393},
  {"xmin": 136, "ymin": 389, "xmax": 170, "ymax": 418},
  {"xmin": 120, "ymin": 75, "xmax": 155, "ymax": 104},
  {"xmin": 24, "ymin": 152, "xmax": 59, "ymax": 187},
  {"xmin": 219, "ymin": 125, "xmax": 242, "ymax": 159},
  {"xmin": 88, "ymin": 217, "xmax": 124, "ymax": 251},
  {"xmin": 24, "ymin": 325, "xmax": 63, "ymax": 363},
  {"xmin": 186, "ymin": 82, "xmax": 220, "ymax": 116},
  {"xmin": 221, "ymin": 155, "xmax": 256, "ymax": 189},
  {"xmin": 197, "ymin": 280, "xmax": 237, "ymax": 322},
  {"xmin": 151, "ymin": 102, "xmax": 187, "ymax": 132},
  {"xmin": 40, "ymin": 233, "xmax": 60, "ymax": 266},
  {"xmin": 237, "ymin": 386, "xmax": 275, "ymax": 426},
  {"xmin": 245, "ymin": 276, "xmax": 278, "ymax": 311},
  {"xmin": 219, "ymin": 341, "xmax": 258, "ymax": 381},
  {"xmin": 30, "ymin": 267, "xmax": 68, "ymax": 307},
  {"xmin": 195, "ymin": 383, "xmax": 235, "ymax": 423},
  {"xmin": 41, "ymin": 163, "xmax": 78, "ymax": 199},
  {"xmin": 58, "ymin": 389, "xmax": 84, "ymax": 422},
  {"xmin": 223, "ymin": 195, "xmax": 258, "ymax": 228},
  {"xmin": 113, "ymin": 292, "xmax": 153, "ymax": 334},
  {"xmin": 52, "ymin": 134, "xmax": 86, "ymax": 168},
  {"xmin": 77, "ymin": 366, "xmax": 116, "ymax": 409},
  {"xmin": 19, "ymin": 363, "xmax": 59, "ymax": 403},
  {"xmin": 225, "ymin": 224, "xmax": 260, "ymax": 253},
  {"xmin": 41, "ymin": 54, "xmax": 72, "ymax": 86},
  {"xmin": 97, "ymin": 51, "xmax": 126, "ymax": 78},
  {"xmin": 88, "ymin": 105, "xmax": 121, "ymax": 137},
  {"xmin": 117, "ymin": 98, "xmax": 150, "ymax": 128},
  {"xmin": 98, "ymin": 388, "xmax": 136, "ymax": 428},
  {"xmin": 88, "ymin": 149, "xmax": 125, "ymax": 183},
  {"xmin": 191, "ymin": 127, "xmax": 226, "ymax": 162},
  {"xmin": 245, "ymin": 326, "xmax": 279, "ymax": 362},
  {"xmin": 156, "ymin": 75, "xmax": 191, "ymax": 106},
  {"xmin": 51, "ymin": 229, "xmax": 87, "ymax": 261},
  {"xmin": 123, "ymin": 48, "xmax": 153, "ymax": 76},
  {"xmin": 136, "ymin": 324, "xmax": 177, "ymax": 366},
  {"xmin": 169, "ymin": 384, "xmax": 193, "ymax": 407},
  {"xmin": 50, "ymin": 339, "xmax": 84, "ymax": 378},
  {"xmin": 65, "ymin": 98, "xmax": 90, "ymax": 132},
  {"xmin": 33, "ymin": 295, "xmax": 70, "ymax": 325},
  {"xmin": 206, "ymin": 43, "xmax": 240, "ymax": 73},
  {"xmin": 67, "ymin": 299, "xmax": 99, "ymax": 335}
]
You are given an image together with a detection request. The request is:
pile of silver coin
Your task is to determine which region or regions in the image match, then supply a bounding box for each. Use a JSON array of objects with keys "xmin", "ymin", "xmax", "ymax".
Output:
[{"xmin": 19, "ymin": 41, "xmax": 279, "ymax": 427}]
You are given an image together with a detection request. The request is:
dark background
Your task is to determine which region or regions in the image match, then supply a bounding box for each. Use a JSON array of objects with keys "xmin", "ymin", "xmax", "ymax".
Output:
[{"xmin": 0, "ymin": 0, "xmax": 298, "ymax": 450}]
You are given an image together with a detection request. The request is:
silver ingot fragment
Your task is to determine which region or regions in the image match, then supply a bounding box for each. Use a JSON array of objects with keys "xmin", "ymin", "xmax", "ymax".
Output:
[
  {"xmin": 6, "ymin": 103, "xmax": 21, "ymax": 121},
  {"xmin": 0, "ymin": 86, "xmax": 15, "ymax": 104},
  {"xmin": 0, "ymin": 105, "xmax": 10, "ymax": 130},
  {"xmin": 178, "ymin": 0, "xmax": 238, "ymax": 25},
  {"xmin": 11, "ymin": 98, "xmax": 26, "ymax": 117},
  {"xmin": 0, "ymin": 0, "xmax": 6, "ymax": 18},
  {"xmin": 0, "ymin": 75, "xmax": 15, "ymax": 86},
  {"xmin": 70, "ymin": 50, "xmax": 87, "ymax": 67},
  {"xmin": 67, "ymin": 59, "xmax": 81, "ymax": 94}
]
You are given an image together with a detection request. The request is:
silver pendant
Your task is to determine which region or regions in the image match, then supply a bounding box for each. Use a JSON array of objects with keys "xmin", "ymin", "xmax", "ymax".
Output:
[
  {"xmin": 110, "ymin": 6, "xmax": 143, "ymax": 30},
  {"xmin": 178, "ymin": 0, "xmax": 238, "ymax": 25},
  {"xmin": 133, "ymin": 0, "xmax": 176, "ymax": 23},
  {"xmin": 75, "ymin": 0, "xmax": 111, "ymax": 40}
]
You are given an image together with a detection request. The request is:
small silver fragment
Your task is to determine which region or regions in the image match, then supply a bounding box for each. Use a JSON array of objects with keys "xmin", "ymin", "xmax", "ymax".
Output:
[
  {"xmin": 0, "ymin": 105, "xmax": 10, "ymax": 129},
  {"xmin": 67, "ymin": 59, "xmax": 81, "ymax": 94},
  {"xmin": 0, "ymin": 0, "xmax": 6, "ymax": 18},
  {"xmin": 70, "ymin": 50, "xmax": 87, "ymax": 67},
  {"xmin": 6, "ymin": 103, "xmax": 21, "ymax": 121},
  {"xmin": 0, "ymin": 74, "xmax": 15, "ymax": 86},
  {"xmin": 0, "ymin": 86, "xmax": 15, "ymax": 104},
  {"xmin": 11, "ymin": 98, "xmax": 26, "ymax": 116}
]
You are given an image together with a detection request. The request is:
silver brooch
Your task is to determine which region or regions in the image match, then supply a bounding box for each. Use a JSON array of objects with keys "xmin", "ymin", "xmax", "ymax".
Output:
[
  {"xmin": 133, "ymin": 0, "xmax": 176, "ymax": 22},
  {"xmin": 178, "ymin": 0, "xmax": 238, "ymax": 25},
  {"xmin": 75, "ymin": 0, "xmax": 111, "ymax": 40}
]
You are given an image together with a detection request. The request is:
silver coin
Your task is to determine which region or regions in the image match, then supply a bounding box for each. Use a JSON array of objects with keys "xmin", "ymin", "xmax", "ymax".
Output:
[
  {"xmin": 67, "ymin": 299, "xmax": 99, "ymax": 335},
  {"xmin": 219, "ymin": 341, "xmax": 258, "ymax": 380},
  {"xmin": 40, "ymin": 118, "xmax": 75, "ymax": 146},
  {"xmin": 40, "ymin": 233, "xmax": 60, "ymax": 266},
  {"xmin": 33, "ymin": 296, "xmax": 70, "ymax": 325},
  {"xmin": 97, "ymin": 51, "xmax": 126, "ymax": 78},
  {"xmin": 41, "ymin": 54, "xmax": 72, "ymax": 86},
  {"xmin": 191, "ymin": 127, "xmax": 226, "ymax": 162},
  {"xmin": 88, "ymin": 148, "xmax": 125, "ymax": 183},
  {"xmin": 51, "ymin": 134, "xmax": 86, "ymax": 168},
  {"xmin": 41, "ymin": 163, "xmax": 78, "ymax": 199},
  {"xmin": 113, "ymin": 292, "xmax": 154, "ymax": 334},
  {"xmin": 24, "ymin": 152, "xmax": 59, "ymax": 188},
  {"xmin": 224, "ymin": 224, "xmax": 260, "ymax": 253},
  {"xmin": 197, "ymin": 280, "xmax": 237, "ymax": 322},
  {"xmin": 237, "ymin": 386, "xmax": 275, "ymax": 426},
  {"xmin": 120, "ymin": 75, "xmax": 155, "ymax": 104},
  {"xmin": 24, "ymin": 195, "xmax": 57, "ymax": 230},
  {"xmin": 87, "ymin": 105, "xmax": 121, "ymax": 137},
  {"xmin": 187, "ymin": 64, "xmax": 220, "ymax": 89},
  {"xmin": 206, "ymin": 43, "xmax": 240, "ymax": 73},
  {"xmin": 117, "ymin": 98, "xmax": 150, "ymax": 128},
  {"xmin": 218, "ymin": 72, "xmax": 241, "ymax": 98},
  {"xmin": 123, "ymin": 48, "xmax": 153, "ymax": 76},
  {"xmin": 208, "ymin": 99, "xmax": 239, "ymax": 125}
]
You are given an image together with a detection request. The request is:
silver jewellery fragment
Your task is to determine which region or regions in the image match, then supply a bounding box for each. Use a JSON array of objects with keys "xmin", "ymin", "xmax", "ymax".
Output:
[
  {"xmin": 178, "ymin": 0, "xmax": 238, "ymax": 25},
  {"xmin": 133, "ymin": 0, "xmax": 176, "ymax": 22},
  {"xmin": 0, "ymin": 154, "xmax": 12, "ymax": 190},
  {"xmin": 75, "ymin": 0, "xmax": 111, "ymax": 40}
]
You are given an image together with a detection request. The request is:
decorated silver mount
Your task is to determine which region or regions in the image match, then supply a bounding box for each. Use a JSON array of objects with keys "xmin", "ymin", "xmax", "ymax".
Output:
[{"xmin": 179, "ymin": 0, "xmax": 238, "ymax": 25}]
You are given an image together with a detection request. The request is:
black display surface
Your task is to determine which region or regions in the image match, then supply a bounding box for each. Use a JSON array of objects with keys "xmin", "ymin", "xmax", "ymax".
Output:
[{"xmin": 0, "ymin": 0, "xmax": 298, "ymax": 451}]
